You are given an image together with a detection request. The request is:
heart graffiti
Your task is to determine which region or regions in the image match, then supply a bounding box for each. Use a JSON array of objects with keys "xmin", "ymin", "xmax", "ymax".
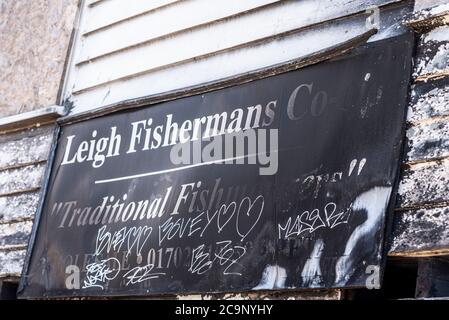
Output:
[
  {"xmin": 236, "ymin": 195, "xmax": 265, "ymax": 241},
  {"xmin": 217, "ymin": 202, "xmax": 237, "ymax": 233}
]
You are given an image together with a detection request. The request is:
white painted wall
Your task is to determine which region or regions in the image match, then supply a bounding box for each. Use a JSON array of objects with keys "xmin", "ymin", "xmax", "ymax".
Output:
[{"xmin": 63, "ymin": 0, "xmax": 408, "ymax": 114}]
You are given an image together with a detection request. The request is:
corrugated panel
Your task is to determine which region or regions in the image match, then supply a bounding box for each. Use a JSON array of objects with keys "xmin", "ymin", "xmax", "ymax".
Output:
[{"xmin": 63, "ymin": 0, "xmax": 409, "ymax": 114}]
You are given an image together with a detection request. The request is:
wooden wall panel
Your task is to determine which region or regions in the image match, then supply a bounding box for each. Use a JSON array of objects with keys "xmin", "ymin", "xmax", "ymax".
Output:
[
  {"xmin": 62, "ymin": 0, "xmax": 407, "ymax": 114},
  {"xmin": 0, "ymin": 125, "xmax": 54, "ymax": 279}
]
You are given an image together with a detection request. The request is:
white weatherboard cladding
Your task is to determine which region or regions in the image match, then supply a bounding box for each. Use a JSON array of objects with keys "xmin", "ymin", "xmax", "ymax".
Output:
[
  {"xmin": 414, "ymin": 0, "xmax": 449, "ymax": 11},
  {"xmin": 78, "ymin": 0, "xmax": 279, "ymax": 62},
  {"xmin": 64, "ymin": 0, "xmax": 404, "ymax": 114},
  {"xmin": 84, "ymin": 0, "xmax": 180, "ymax": 34}
]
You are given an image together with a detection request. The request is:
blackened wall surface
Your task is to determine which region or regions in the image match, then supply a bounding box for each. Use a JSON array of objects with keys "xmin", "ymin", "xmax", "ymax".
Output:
[{"xmin": 389, "ymin": 3, "xmax": 449, "ymax": 259}]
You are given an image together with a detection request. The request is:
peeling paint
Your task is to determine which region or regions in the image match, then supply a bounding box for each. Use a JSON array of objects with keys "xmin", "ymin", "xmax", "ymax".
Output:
[
  {"xmin": 406, "ymin": 119, "xmax": 449, "ymax": 162},
  {"xmin": 423, "ymin": 25, "xmax": 449, "ymax": 43},
  {"xmin": 0, "ymin": 192, "xmax": 40, "ymax": 223},
  {"xmin": 0, "ymin": 125, "xmax": 53, "ymax": 170},
  {"xmin": 392, "ymin": 12, "xmax": 449, "ymax": 260},
  {"xmin": 0, "ymin": 221, "xmax": 32, "ymax": 248},
  {"xmin": 408, "ymin": 3, "xmax": 449, "ymax": 33},
  {"xmin": 415, "ymin": 42, "xmax": 449, "ymax": 78},
  {"xmin": 414, "ymin": 26, "xmax": 449, "ymax": 80},
  {"xmin": 427, "ymin": 3, "xmax": 449, "ymax": 15},
  {"xmin": 0, "ymin": 125, "xmax": 51, "ymax": 281},
  {"xmin": 398, "ymin": 158, "xmax": 449, "ymax": 208},
  {"xmin": 389, "ymin": 206, "xmax": 449, "ymax": 255},
  {"xmin": 0, "ymin": 163, "xmax": 46, "ymax": 196},
  {"xmin": 0, "ymin": 250, "xmax": 26, "ymax": 278},
  {"xmin": 407, "ymin": 81, "xmax": 449, "ymax": 123}
]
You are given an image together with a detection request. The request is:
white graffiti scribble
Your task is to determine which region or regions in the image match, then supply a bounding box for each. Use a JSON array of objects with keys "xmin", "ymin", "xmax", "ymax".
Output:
[
  {"xmin": 94, "ymin": 225, "xmax": 153, "ymax": 257},
  {"xmin": 83, "ymin": 257, "xmax": 120, "ymax": 289},
  {"xmin": 189, "ymin": 241, "xmax": 246, "ymax": 276},
  {"xmin": 278, "ymin": 202, "xmax": 350, "ymax": 239},
  {"xmin": 123, "ymin": 265, "xmax": 166, "ymax": 286}
]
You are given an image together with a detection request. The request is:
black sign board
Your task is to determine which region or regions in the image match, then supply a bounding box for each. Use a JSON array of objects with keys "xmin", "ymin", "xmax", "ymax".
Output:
[{"xmin": 19, "ymin": 34, "xmax": 413, "ymax": 298}]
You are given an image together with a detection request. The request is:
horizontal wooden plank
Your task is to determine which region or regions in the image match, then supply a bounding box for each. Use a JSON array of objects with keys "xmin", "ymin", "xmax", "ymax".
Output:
[
  {"xmin": 73, "ymin": 0, "xmax": 405, "ymax": 92},
  {"xmin": 414, "ymin": 0, "xmax": 449, "ymax": 11},
  {"xmin": 413, "ymin": 25, "xmax": 449, "ymax": 81},
  {"xmin": 0, "ymin": 249, "xmax": 26, "ymax": 278},
  {"xmin": 71, "ymin": 20, "xmax": 372, "ymax": 105},
  {"xmin": 0, "ymin": 221, "xmax": 32, "ymax": 249},
  {"xmin": 68, "ymin": 2, "xmax": 412, "ymax": 113},
  {"xmin": 87, "ymin": 0, "xmax": 107, "ymax": 7},
  {"xmin": 78, "ymin": 0, "xmax": 399, "ymax": 64},
  {"xmin": 0, "ymin": 163, "xmax": 46, "ymax": 196},
  {"xmin": 408, "ymin": 76, "xmax": 449, "ymax": 123},
  {"xmin": 61, "ymin": 29, "xmax": 378, "ymax": 124},
  {"xmin": 0, "ymin": 125, "xmax": 54, "ymax": 171},
  {"xmin": 0, "ymin": 123, "xmax": 53, "ymax": 144},
  {"xmin": 397, "ymin": 158, "xmax": 449, "ymax": 208},
  {"xmin": 389, "ymin": 206, "xmax": 449, "ymax": 256},
  {"xmin": 408, "ymin": 2, "xmax": 449, "ymax": 32},
  {"xmin": 84, "ymin": 0, "xmax": 179, "ymax": 33},
  {"xmin": 82, "ymin": 0, "xmax": 398, "ymax": 38},
  {"xmin": 405, "ymin": 119, "xmax": 449, "ymax": 162},
  {"xmin": 79, "ymin": 0, "xmax": 278, "ymax": 61},
  {"xmin": 0, "ymin": 192, "xmax": 40, "ymax": 223},
  {"xmin": 0, "ymin": 107, "xmax": 63, "ymax": 135}
]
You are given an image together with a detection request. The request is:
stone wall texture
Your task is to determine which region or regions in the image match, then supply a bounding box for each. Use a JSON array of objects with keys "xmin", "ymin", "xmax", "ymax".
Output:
[{"xmin": 0, "ymin": 0, "xmax": 79, "ymax": 117}]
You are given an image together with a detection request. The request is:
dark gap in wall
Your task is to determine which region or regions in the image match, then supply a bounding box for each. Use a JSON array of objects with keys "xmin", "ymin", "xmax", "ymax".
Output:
[
  {"xmin": 346, "ymin": 257, "xmax": 418, "ymax": 300},
  {"xmin": 0, "ymin": 281, "xmax": 19, "ymax": 300},
  {"xmin": 415, "ymin": 255, "xmax": 449, "ymax": 298}
]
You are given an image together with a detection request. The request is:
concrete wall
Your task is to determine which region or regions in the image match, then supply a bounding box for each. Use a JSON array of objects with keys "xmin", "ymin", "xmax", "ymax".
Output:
[{"xmin": 0, "ymin": 0, "xmax": 79, "ymax": 117}]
